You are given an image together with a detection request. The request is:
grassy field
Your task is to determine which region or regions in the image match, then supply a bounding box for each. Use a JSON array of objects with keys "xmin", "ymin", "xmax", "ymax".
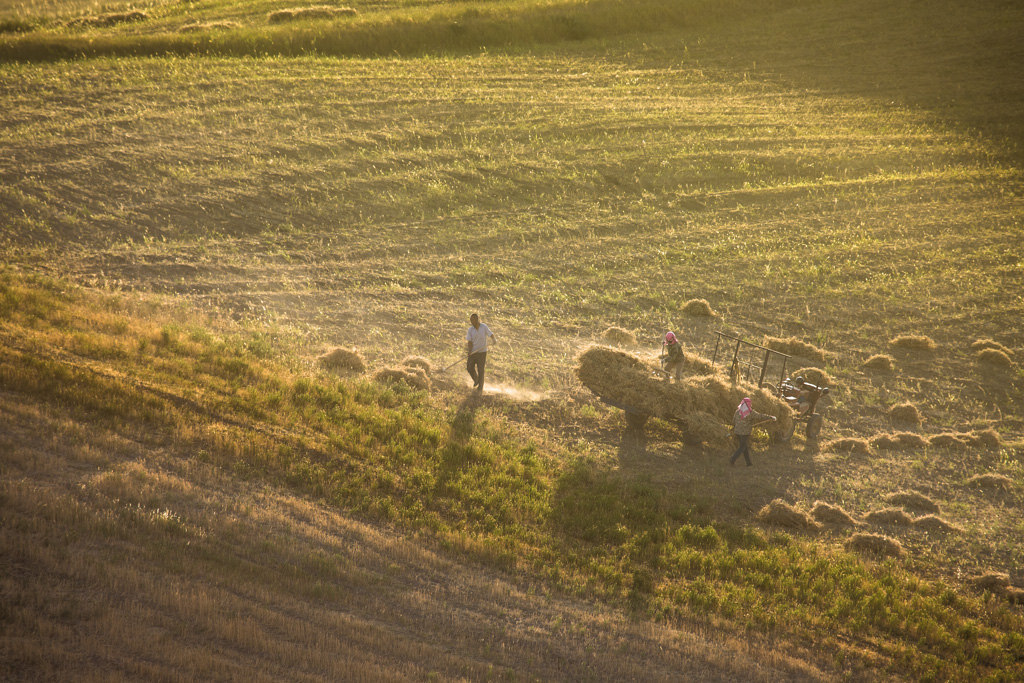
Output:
[{"xmin": 2, "ymin": 0, "xmax": 1024, "ymax": 679}]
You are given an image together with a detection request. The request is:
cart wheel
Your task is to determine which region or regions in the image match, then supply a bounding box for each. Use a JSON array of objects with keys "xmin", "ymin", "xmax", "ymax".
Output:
[
  {"xmin": 805, "ymin": 414, "xmax": 823, "ymax": 441},
  {"xmin": 625, "ymin": 412, "xmax": 649, "ymax": 431}
]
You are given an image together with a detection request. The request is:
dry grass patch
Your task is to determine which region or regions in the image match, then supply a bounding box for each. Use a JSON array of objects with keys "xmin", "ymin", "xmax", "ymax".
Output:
[
  {"xmin": 869, "ymin": 432, "xmax": 928, "ymax": 450},
  {"xmin": 810, "ymin": 501, "xmax": 861, "ymax": 527},
  {"xmin": 976, "ymin": 347, "xmax": 1014, "ymax": 368},
  {"xmin": 913, "ymin": 514, "xmax": 959, "ymax": 534},
  {"xmin": 889, "ymin": 334, "xmax": 936, "ymax": 353},
  {"xmin": 268, "ymin": 6, "xmax": 357, "ymax": 23},
  {"xmin": 318, "ymin": 347, "xmax": 365, "ymax": 374},
  {"xmin": 862, "ymin": 354, "xmax": 895, "ymax": 373},
  {"xmin": 864, "ymin": 508, "xmax": 915, "ymax": 527},
  {"xmin": 822, "ymin": 438, "xmax": 872, "ymax": 456},
  {"xmin": 884, "ymin": 491, "xmax": 939, "ymax": 514},
  {"xmin": 757, "ymin": 499, "xmax": 820, "ymax": 531},
  {"xmin": 764, "ymin": 336, "xmax": 827, "ymax": 364},
  {"xmin": 887, "ymin": 402, "xmax": 921, "ymax": 426},
  {"xmin": 680, "ymin": 298, "xmax": 717, "ymax": 317},
  {"xmin": 845, "ymin": 533, "xmax": 903, "ymax": 558},
  {"xmin": 601, "ymin": 326, "xmax": 636, "ymax": 346},
  {"xmin": 373, "ymin": 366, "xmax": 430, "ymax": 391}
]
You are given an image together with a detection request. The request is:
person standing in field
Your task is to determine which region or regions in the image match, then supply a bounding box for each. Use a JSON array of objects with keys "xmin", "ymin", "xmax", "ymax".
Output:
[
  {"xmin": 661, "ymin": 331, "xmax": 684, "ymax": 380},
  {"xmin": 730, "ymin": 397, "xmax": 777, "ymax": 467},
  {"xmin": 465, "ymin": 313, "xmax": 496, "ymax": 392}
]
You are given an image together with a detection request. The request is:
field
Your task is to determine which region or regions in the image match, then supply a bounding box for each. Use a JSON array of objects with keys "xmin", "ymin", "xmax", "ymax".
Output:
[{"xmin": 2, "ymin": 0, "xmax": 1024, "ymax": 679}]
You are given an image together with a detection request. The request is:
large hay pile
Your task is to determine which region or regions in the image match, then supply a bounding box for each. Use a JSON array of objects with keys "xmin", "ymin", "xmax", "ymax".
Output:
[
  {"xmin": 318, "ymin": 347, "xmax": 366, "ymax": 374},
  {"xmin": 869, "ymin": 431, "xmax": 927, "ymax": 450},
  {"xmin": 576, "ymin": 345, "xmax": 791, "ymax": 440},
  {"xmin": 885, "ymin": 491, "xmax": 939, "ymax": 514},
  {"xmin": 888, "ymin": 402, "xmax": 922, "ymax": 426},
  {"xmin": 69, "ymin": 10, "xmax": 148, "ymax": 27},
  {"xmin": 811, "ymin": 501, "xmax": 861, "ymax": 526},
  {"xmin": 971, "ymin": 339, "xmax": 1014, "ymax": 356},
  {"xmin": 601, "ymin": 326, "xmax": 637, "ymax": 346},
  {"xmin": 913, "ymin": 514, "xmax": 959, "ymax": 534},
  {"xmin": 890, "ymin": 334, "xmax": 936, "ymax": 352},
  {"xmin": 373, "ymin": 366, "xmax": 430, "ymax": 391},
  {"xmin": 977, "ymin": 348, "xmax": 1014, "ymax": 368},
  {"xmin": 792, "ymin": 366, "xmax": 833, "ymax": 388},
  {"xmin": 764, "ymin": 336, "xmax": 828, "ymax": 364},
  {"xmin": 758, "ymin": 499, "xmax": 820, "ymax": 530},
  {"xmin": 681, "ymin": 298, "xmax": 717, "ymax": 317},
  {"xmin": 864, "ymin": 508, "xmax": 914, "ymax": 526},
  {"xmin": 845, "ymin": 533, "xmax": 903, "ymax": 558},
  {"xmin": 862, "ymin": 354, "xmax": 895, "ymax": 373},
  {"xmin": 967, "ymin": 473, "xmax": 1014, "ymax": 490}
]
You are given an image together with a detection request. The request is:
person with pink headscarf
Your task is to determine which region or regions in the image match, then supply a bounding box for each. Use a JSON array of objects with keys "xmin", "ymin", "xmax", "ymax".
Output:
[
  {"xmin": 661, "ymin": 331, "xmax": 684, "ymax": 380},
  {"xmin": 730, "ymin": 397, "xmax": 777, "ymax": 466}
]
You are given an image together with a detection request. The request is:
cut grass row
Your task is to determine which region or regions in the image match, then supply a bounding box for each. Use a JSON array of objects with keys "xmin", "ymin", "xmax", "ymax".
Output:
[{"xmin": 2, "ymin": 268, "xmax": 1023, "ymax": 678}]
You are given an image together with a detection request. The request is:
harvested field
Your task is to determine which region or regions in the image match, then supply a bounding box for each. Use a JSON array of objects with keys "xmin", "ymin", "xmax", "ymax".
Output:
[
  {"xmin": 681, "ymin": 298, "xmax": 717, "ymax": 317},
  {"xmin": 810, "ymin": 501, "xmax": 861, "ymax": 527},
  {"xmin": 862, "ymin": 354, "xmax": 895, "ymax": 373},
  {"xmin": 601, "ymin": 326, "xmax": 637, "ymax": 347},
  {"xmin": 864, "ymin": 508, "xmax": 914, "ymax": 526},
  {"xmin": 318, "ymin": 347, "xmax": 366, "ymax": 374},
  {"xmin": 884, "ymin": 491, "xmax": 939, "ymax": 514},
  {"xmin": 845, "ymin": 533, "xmax": 903, "ymax": 558},
  {"xmin": 764, "ymin": 336, "xmax": 827, "ymax": 364},
  {"xmin": 757, "ymin": 499, "xmax": 820, "ymax": 531}
]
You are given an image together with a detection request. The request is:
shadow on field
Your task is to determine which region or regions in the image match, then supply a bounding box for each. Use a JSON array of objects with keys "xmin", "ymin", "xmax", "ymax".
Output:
[{"xmin": 451, "ymin": 392, "xmax": 480, "ymax": 445}]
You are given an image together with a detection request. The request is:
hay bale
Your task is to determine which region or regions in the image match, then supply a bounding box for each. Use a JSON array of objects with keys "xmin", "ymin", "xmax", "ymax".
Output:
[
  {"xmin": 757, "ymin": 499, "xmax": 820, "ymax": 530},
  {"xmin": 822, "ymin": 438, "xmax": 872, "ymax": 456},
  {"xmin": 971, "ymin": 339, "xmax": 1014, "ymax": 356},
  {"xmin": 869, "ymin": 432, "xmax": 927, "ymax": 451},
  {"xmin": 845, "ymin": 533, "xmax": 903, "ymax": 558},
  {"xmin": 681, "ymin": 298, "xmax": 717, "ymax": 317},
  {"xmin": 372, "ymin": 366, "xmax": 430, "ymax": 391},
  {"xmin": 888, "ymin": 402, "xmax": 921, "ymax": 426},
  {"xmin": 178, "ymin": 20, "xmax": 240, "ymax": 32},
  {"xmin": 575, "ymin": 345, "xmax": 792, "ymax": 435},
  {"xmin": 971, "ymin": 572, "xmax": 1010, "ymax": 593},
  {"xmin": 913, "ymin": 514, "xmax": 959, "ymax": 534},
  {"xmin": 884, "ymin": 491, "xmax": 939, "ymax": 514},
  {"xmin": 811, "ymin": 501, "xmax": 861, "ymax": 526},
  {"xmin": 680, "ymin": 350, "xmax": 718, "ymax": 375},
  {"xmin": 889, "ymin": 334, "xmax": 936, "ymax": 352},
  {"xmin": 862, "ymin": 354, "xmax": 895, "ymax": 373},
  {"xmin": 268, "ymin": 6, "xmax": 357, "ymax": 23},
  {"xmin": 400, "ymin": 355, "xmax": 433, "ymax": 375},
  {"xmin": 70, "ymin": 10, "xmax": 148, "ymax": 27},
  {"xmin": 601, "ymin": 326, "xmax": 637, "ymax": 346},
  {"xmin": 764, "ymin": 336, "xmax": 827, "ymax": 364},
  {"xmin": 977, "ymin": 348, "xmax": 1014, "ymax": 368},
  {"xmin": 792, "ymin": 367, "xmax": 834, "ymax": 388},
  {"xmin": 864, "ymin": 508, "xmax": 914, "ymax": 526},
  {"xmin": 928, "ymin": 432, "xmax": 969, "ymax": 450},
  {"xmin": 318, "ymin": 347, "xmax": 365, "ymax": 373},
  {"xmin": 967, "ymin": 473, "xmax": 1014, "ymax": 490}
]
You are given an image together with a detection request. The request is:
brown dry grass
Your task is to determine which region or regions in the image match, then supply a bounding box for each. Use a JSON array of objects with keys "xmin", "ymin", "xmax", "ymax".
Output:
[
  {"xmin": 757, "ymin": 499, "xmax": 820, "ymax": 531},
  {"xmin": 845, "ymin": 533, "xmax": 903, "ymax": 558},
  {"xmin": 681, "ymin": 298, "xmax": 717, "ymax": 317},
  {"xmin": 889, "ymin": 334, "xmax": 936, "ymax": 353},
  {"xmin": 810, "ymin": 501, "xmax": 861, "ymax": 527},
  {"xmin": 862, "ymin": 354, "xmax": 895, "ymax": 373},
  {"xmin": 318, "ymin": 346, "xmax": 366, "ymax": 373},
  {"xmin": 884, "ymin": 491, "xmax": 939, "ymax": 514},
  {"xmin": 601, "ymin": 326, "xmax": 637, "ymax": 346},
  {"xmin": 763, "ymin": 336, "xmax": 827, "ymax": 364}
]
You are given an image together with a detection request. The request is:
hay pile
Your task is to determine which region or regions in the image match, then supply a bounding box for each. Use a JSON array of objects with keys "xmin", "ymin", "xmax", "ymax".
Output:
[
  {"xmin": 681, "ymin": 298, "xmax": 717, "ymax": 317},
  {"xmin": 967, "ymin": 473, "xmax": 1014, "ymax": 490},
  {"xmin": 885, "ymin": 491, "xmax": 939, "ymax": 514},
  {"xmin": 888, "ymin": 402, "xmax": 921, "ymax": 426},
  {"xmin": 864, "ymin": 508, "xmax": 915, "ymax": 526},
  {"xmin": 971, "ymin": 339, "xmax": 1014, "ymax": 356},
  {"xmin": 400, "ymin": 355, "xmax": 433, "ymax": 374},
  {"xmin": 845, "ymin": 533, "xmax": 903, "ymax": 558},
  {"xmin": 792, "ymin": 367, "xmax": 833, "ymax": 388},
  {"xmin": 977, "ymin": 348, "xmax": 1014, "ymax": 367},
  {"xmin": 269, "ymin": 6, "xmax": 357, "ymax": 23},
  {"xmin": 928, "ymin": 429, "xmax": 1000, "ymax": 450},
  {"xmin": 913, "ymin": 514, "xmax": 959, "ymax": 534},
  {"xmin": 764, "ymin": 336, "xmax": 828, "ymax": 363},
  {"xmin": 69, "ymin": 10, "xmax": 148, "ymax": 27},
  {"xmin": 869, "ymin": 432, "xmax": 927, "ymax": 450},
  {"xmin": 822, "ymin": 438, "xmax": 872, "ymax": 456},
  {"xmin": 757, "ymin": 499, "xmax": 820, "ymax": 530},
  {"xmin": 811, "ymin": 501, "xmax": 861, "ymax": 526},
  {"xmin": 373, "ymin": 366, "xmax": 430, "ymax": 391},
  {"xmin": 179, "ymin": 20, "xmax": 240, "ymax": 32},
  {"xmin": 862, "ymin": 354, "xmax": 895, "ymax": 373},
  {"xmin": 971, "ymin": 572, "xmax": 1010, "ymax": 593},
  {"xmin": 576, "ymin": 345, "xmax": 792, "ymax": 440},
  {"xmin": 318, "ymin": 347, "xmax": 366, "ymax": 374},
  {"xmin": 890, "ymin": 334, "xmax": 936, "ymax": 352},
  {"xmin": 601, "ymin": 326, "xmax": 637, "ymax": 346}
]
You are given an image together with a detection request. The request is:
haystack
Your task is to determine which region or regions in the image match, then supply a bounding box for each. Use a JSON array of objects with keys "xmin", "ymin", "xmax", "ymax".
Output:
[
  {"xmin": 179, "ymin": 20, "xmax": 240, "ymax": 32},
  {"xmin": 884, "ymin": 491, "xmax": 939, "ymax": 514},
  {"xmin": 969, "ymin": 428, "xmax": 1001, "ymax": 449},
  {"xmin": 70, "ymin": 10, "xmax": 148, "ymax": 27},
  {"xmin": 862, "ymin": 354, "xmax": 895, "ymax": 373},
  {"xmin": 890, "ymin": 334, "xmax": 936, "ymax": 352},
  {"xmin": 971, "ymin": 339, "xmax": 1014, "ymax": 356},
  {"xmin": 888, "ymin": 402, "xmax": 921, "ymax": 426},
  {"xmin": 318, "ymin": 347, "xmax": 366, "ymax": 374},
  {"xmin": 971, "ymin": 572, "xmax": 1010, "ymax": 593},
  {"xmin": 822, "ymin": 438, "xmax": 872, "ymax": 456},
  {"xmin": 757, "ymin": 499, "xmax": 820, "ymax": 530},
  {"xmin": 967, "ymin": 473, "xmax": 1013, "ymax": 490},
  {"xmin": 864, "ymin": 508, "xmax": 914, "ymax": 526},
  {"xmin": 792, "ymin": 367, "xmax": 833, "ymax": 388},
  {"xmin": 601, "ymin": 326, "xmax": 637, "ymax": 346},
  {"xmin": 928, "ymin": 433, "xmax": 968, "ymax": 450},
  {"xmin": 401, "ymin": 355, "xmax": 433, "ymax": 375},
  {"xmin": 373, "ymin": 366, "xmax": 430, "ymax": 391},
  {"xmin": 764, "ymin": 336, "xmax": 827, "ymax": 364},
  {"xmin": 681, "ymin": 298, "xmax": 717, "ymax": 317},
  {"xmin": 268, "ymin": 6, "xmax": 357, "ymax": 23},
  {"xmin": 576, "ymin": 345, "xmax": 793, "ymax": 440},
  {"xmin": 845, "ymin": 533, "xmax": 903, "ymax": 558},
  {"xmin": 811, "ymin": 501, "xmax": 861, "ymax": 526},
  {"xmin": 913, "ymin": 515, "xmax": 959, "ymax": 534},
  {"xmin": 977, "ymin": 348, "xmax": 1014, "ymax": 368},
  {"xmin": 869, "ymin": 432, "xmax": 927, "ymax": 450}
]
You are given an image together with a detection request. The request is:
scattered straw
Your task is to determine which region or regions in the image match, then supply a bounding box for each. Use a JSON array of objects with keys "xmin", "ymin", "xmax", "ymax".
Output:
[
  {"xmin": 822, "ymin": 438, "xmax": 872, "ymax": 456},
  {"xmin": 862, "ymin": 354, "xmax": 895, "ymax": 373},
  {"xmin": 845, "ymin": 533, "xmax": 903, "ymax": 558},
  {"xmin": 889, "ymin": 334, "xmax": 936, "ymax": 352},
  {"xmin": 372, "ymin": 366, "xmax": 430, "ymax": 391},
  {"xmin": 318, "ymin": 347, "xmax": 365, "ymax": 374},
  {"xmin": 811, "ymin": 501, "xmax": 861, "ymax": 526},
  {"xmin": 976, "ymin": 348, "xmax": 1014, "ymax": 368},
  {"xmin": 757, "ymin": 499, "xmax": 820, "ymax": 530},
  {"xmin": 864, "ymin": 508, "xmax": 914, "ymax": 526},
  {"xmin": 681, "ymin": 298, "xmax": 717, "ymax": 317},
  {"xmin": 913, "ymin": 514, "xmax": 959, "ymax": 534},
  {"xmin": 971, "ymin": 572, "xmax": 1010, "ymax": 593},
  {"xmin": 967, "ymin": 473, "xmax": 1014, "ymax": 490},
  {"xmin": 268, "ymin": 6, "xmax": 357, "ymax": 23},
  {"xmin": 884, "ymin": 491, "xmax": 939, "ymax": 514},
  {"xmin": 178, "ymin": 20, "xmax": 240, "ymax": 32},
  {"xmin": 764, "ymin": 336, "xmax": 827, "ymax": 363},
  {"xmin": 601, "ymin": 326, "xmax": 637, "ymax": 346},
  {"xmin": 971, "ymin": 339, "xmax": 1014, "ymax": 356},
  {"xmin": 888, "ymin": 402, "xmax": 921, "ymax": 425}
]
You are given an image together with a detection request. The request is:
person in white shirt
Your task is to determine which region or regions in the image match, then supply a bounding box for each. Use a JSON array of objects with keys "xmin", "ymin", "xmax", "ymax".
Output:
[{"xmin": 465, "ymin": 313, "xmax": 496, "ymax": 392}]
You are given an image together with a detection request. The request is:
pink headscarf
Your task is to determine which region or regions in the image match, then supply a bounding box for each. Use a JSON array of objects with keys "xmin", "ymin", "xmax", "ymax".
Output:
[
  {"xmin": 737, "ymin": 397, "xmax": 752, "ymax": 418},
  {"xmin": 664, "ymin": 331, "xmax": 677, "ymax": 345}
]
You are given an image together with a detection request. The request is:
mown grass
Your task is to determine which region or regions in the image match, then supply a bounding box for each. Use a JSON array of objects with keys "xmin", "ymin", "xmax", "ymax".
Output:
[{"xmin": 2, "ymin": 268, "xmax": 1023, "ymax": 679}]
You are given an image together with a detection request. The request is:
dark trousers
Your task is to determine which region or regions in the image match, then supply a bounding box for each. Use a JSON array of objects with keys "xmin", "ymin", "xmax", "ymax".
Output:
[
  {"xmin": 730, "ymin": 434, "xmax": 752, "ymax": 466},
  {"xmin": 467, "ymin": 352, "xmax": 487, "ymax": 389}
]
